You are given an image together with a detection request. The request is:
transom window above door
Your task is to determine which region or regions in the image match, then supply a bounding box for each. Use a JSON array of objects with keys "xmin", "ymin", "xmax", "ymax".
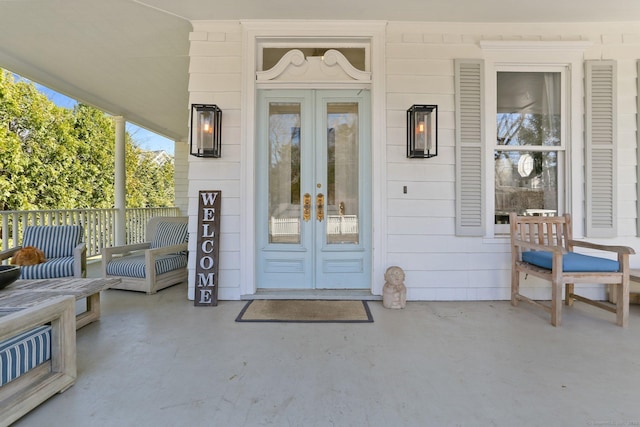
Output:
[
  {"xmin": 262, "ymin": 47, "xmax": 367, "ymax": 72},
  {"xmin": 256, "ymin": 48, "xmax": 371, "ymax": 86}
]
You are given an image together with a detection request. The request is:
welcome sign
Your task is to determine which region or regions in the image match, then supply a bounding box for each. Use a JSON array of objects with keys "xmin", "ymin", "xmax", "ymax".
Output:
[{"xmin": 194, "ymin": 190, "xmax": 221, "ymax": 306}]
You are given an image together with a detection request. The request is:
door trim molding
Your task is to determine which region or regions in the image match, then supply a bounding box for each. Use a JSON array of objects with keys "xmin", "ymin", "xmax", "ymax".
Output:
[{"xmin": 240, "ymin": 20, "xmax": 387, "ymax": 296}]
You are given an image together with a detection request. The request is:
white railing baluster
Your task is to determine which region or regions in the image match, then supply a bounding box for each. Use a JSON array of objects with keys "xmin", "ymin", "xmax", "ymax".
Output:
[{"xmin": 0, "ymin": 207, "xmax": 180, "ymax": 257}]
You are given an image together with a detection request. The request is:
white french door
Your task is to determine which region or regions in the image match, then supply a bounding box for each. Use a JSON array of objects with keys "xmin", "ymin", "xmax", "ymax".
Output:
[{"xmin": 256, "ymin": 89, "xmax": 371, "ymax": 289}]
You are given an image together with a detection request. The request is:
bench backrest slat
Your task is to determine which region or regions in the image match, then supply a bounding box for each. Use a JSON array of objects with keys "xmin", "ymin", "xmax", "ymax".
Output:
[{"xmin": 509, "ymin": 212, "xmax": 572, "ymax": 252}]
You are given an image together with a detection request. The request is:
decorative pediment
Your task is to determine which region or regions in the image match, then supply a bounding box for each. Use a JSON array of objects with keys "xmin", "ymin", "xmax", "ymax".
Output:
[{"xmin": 256, "ymin": 49, "xmax": 371, "ymax": 83}]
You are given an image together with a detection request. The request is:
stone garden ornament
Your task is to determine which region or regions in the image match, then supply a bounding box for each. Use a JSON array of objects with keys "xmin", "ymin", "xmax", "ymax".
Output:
[{"xmin": 383, "ymin": 266, "xmax": 407, "ymax": 309}]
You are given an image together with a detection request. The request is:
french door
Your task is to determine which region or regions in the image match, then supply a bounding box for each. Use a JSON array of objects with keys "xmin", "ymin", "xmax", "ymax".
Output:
[{"xmin": 256, "ymin": 89, "xmax": 371, "ymax": 289}]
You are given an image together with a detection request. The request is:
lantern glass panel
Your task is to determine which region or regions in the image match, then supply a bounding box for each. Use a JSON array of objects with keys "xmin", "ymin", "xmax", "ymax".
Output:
[
  {"xmin": 407, "ymin": 105, "xmax": 437, "ymax": 158},
  {"xmin": 190, "ymin": 104, "xmax": 221, "ymax": 158}
]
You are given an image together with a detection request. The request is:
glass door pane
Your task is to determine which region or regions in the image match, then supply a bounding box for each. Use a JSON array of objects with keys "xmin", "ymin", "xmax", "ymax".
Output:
[
  {"xmin": 268, "ymin": 102, "xmax": 301, "ymax": 244},
  {"xmin": 325, "ymin": 102, "xmax": 359, "ymax": 245}
]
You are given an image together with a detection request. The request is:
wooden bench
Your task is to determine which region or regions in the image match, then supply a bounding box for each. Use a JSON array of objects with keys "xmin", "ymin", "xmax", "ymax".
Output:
[
  {"xmin": 0, "ymin": 296, "xmax": 76, "ymax": 426},
  {"xmin": 510, "ymin": 213, "xmax": 635, "ymax": 327},
  {"xmin": 609, "ymin": 269, "xmax": 640, "ymax": 305}
]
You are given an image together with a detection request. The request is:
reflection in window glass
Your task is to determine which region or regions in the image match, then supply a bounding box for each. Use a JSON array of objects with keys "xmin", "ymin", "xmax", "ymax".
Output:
[
  {"xmin": 494, "ymin": 151, "xmax": 558, "ymax": 224},
  {"xmin": 268, "ymin": 103, "xmax": 301, "ymax": 243},
  {"xmin": 326, "ymin": 103, "xmax": 359, "ymax": 244},
  {"xmin": 495, "ymin": 72, "xmax": 561, "ymax": 225}
]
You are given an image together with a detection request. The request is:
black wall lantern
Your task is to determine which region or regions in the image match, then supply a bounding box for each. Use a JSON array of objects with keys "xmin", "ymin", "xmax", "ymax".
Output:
[
  {"xmin": 407, "ymin": 104, "xmax": 437, "ymax": 158},
  {"xmin": 190, "ymin": 104, "xmax": 222, "ymax": 158}
]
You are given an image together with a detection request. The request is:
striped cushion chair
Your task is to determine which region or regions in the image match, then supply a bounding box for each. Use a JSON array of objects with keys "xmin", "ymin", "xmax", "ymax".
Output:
[
  {"xmin": 102, "ymin": 217, "xmax": 188, "ymax": 295},
  {"xmin": 1, "ymin": 225, "xmax": 87, "ymax": 279},
  {"xmin": 0, "ymin": 325, "xmax": 52, "ymax": 386},
  {"xmin": 0, "ymin": 296, "xmax": 76, "ymax": 425}
]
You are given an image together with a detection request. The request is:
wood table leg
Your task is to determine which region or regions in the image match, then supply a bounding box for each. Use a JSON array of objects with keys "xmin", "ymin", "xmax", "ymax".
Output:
[{"xmin": 75, "ymin": 292, "xmax": 101, "ymax": 329}]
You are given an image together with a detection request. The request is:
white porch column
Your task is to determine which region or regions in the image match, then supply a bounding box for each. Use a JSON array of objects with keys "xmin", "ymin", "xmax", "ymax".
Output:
[{"xmin": 114, "ymin": 116, "xmax": 126, "ymax": 246}]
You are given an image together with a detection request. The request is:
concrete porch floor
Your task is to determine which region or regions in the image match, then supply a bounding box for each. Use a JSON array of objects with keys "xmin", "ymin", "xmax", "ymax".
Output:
[{"xmin": 13, "ymin": 263, "xmax": 640, "ymax": 426}]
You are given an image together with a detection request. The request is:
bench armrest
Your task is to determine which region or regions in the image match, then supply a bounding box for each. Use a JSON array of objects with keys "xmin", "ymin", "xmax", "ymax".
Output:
[
  {"xmin": 103, "ymin": 242, "xmax": 152, "ymax": 255},
  {"xmin": 0, "ymin": 246, "xmax": 22, "ymax": 263},
  {"xmin": 73, "ymin": 242, "xmax": 87, "ymax": 278},
  {"xmin": 569, "ymin": 240, "xmax": 635, "ymax": 255},
  {"xmin": 0, "ymin": 296, "xmax": 76, "ymax": 345},
  {"xmin": 147, "ymin": 243, "xmax": 188, "ymax": 257}
]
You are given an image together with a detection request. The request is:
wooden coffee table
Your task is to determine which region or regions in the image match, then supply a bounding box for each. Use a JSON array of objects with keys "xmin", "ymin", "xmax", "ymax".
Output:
[{"xmin": 0, "ymin": 277, "xmax": 121, "ymax": 329}]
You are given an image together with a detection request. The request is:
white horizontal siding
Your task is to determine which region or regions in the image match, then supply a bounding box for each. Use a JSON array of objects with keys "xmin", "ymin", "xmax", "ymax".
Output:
[
  {"xmin": 186, "ymin": 20, "xmax": 640, "ymax": 301},
  {"xmin": 189, "ymin": 40, "xmax": 242, "ymax": 57},
  {"xmin": 188, "ymin": 74, "xmax": 242, "ymax": 92},
  {"xmin": 385, "ymin": 21, "xmax": 640, "ymax": 299},
  {"xmin": 187, "ymin": 22, "xmax": 243, "ymax": 300}
]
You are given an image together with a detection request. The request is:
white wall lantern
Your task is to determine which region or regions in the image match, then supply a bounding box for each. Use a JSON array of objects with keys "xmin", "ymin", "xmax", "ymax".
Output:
[
  {"xmin": 190, "ymin": 104, "xmax": 222, "ymax": 158},
  {"xmin": 407, "ymin": 104, "xmax": 438, "ymax": 158}
]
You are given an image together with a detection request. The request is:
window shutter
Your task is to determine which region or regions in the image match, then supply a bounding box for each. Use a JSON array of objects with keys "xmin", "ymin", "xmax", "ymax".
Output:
[
  {"xmin": 455, "ymin": 59, "xmax": 485, "ymax": 236},
  {"xmin": 585, "ymin": 60, "xmax": 617, "ymax": 237}
]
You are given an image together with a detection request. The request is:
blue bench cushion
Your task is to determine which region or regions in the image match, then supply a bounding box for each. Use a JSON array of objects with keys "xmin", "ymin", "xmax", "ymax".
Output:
[
  {"xmin": 106, "ymin": 254, "xmax": 188, "ymax": 278},
  {"xmin": 19, "ymin": 257, "xmax": 75, "ymax": 279},
  {"xmin": 522, "ymin": 251, "xmax": 620, "ymax": 272},
  {"xmin": 0, "ymin": 325, "xmax": 52, "ymax": 386},
  {"xmin": 22, "ymin": 225, "xmax": 82, "ymax": 258},
  {"xmin": 150, "ymin": 222, "xmax": 188, "ymax": 249}
]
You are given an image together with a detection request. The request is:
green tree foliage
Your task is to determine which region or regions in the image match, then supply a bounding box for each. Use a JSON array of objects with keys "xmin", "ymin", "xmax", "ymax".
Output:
[
  {"xmin": 70, "ymin": 104, "xmax": 116, "ymax": 208},
  {"xmin": 0, "ymin": 70, "xmax": 174, "ymax": 210},
  {"xmin": 125, "ymin": 142, "xmax": 175, "ymax": 208}
]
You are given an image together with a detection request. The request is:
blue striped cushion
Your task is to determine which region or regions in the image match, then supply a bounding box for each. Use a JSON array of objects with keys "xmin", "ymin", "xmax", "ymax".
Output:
[
  {"xmin": 106, "ymin": 254, "xmax": 187, "ymax": 278},
  {"xmin": 0, "ymin": 325, "xmax": 52, "ymax": 386},
  {"xmin": 150, "ymin": 222, "xmax": 188, "ymax": 249},
  {"xmin": 23, "ymin": 225, "xmax": 83, "ymax": 258},
  {"xmin": 19, "ymin": 257, "xmax": 75, "ymax": 279}
]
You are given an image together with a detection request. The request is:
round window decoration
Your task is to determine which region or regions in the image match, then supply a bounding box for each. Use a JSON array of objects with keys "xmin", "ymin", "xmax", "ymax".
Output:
[{"xmin": 518, "ymin": 154, "xmax": 534, "ymax": 177}]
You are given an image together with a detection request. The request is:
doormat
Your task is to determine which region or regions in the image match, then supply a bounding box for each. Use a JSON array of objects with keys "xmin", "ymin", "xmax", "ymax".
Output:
[{"xmin": 235, "ymin": 300, "xmax": 373, "ymax": 323}]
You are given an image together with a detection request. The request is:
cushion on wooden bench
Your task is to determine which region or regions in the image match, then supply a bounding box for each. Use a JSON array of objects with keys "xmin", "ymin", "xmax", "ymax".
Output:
[
  {"xmin": 22, "ymin": 225, "xmax": 82, "ymax": 258},
  {"xmin": 0, "ymin": 325, "xmax": 52, "ymax": 386},
  {"xmin": 150, "ymin": 221, "xmax": 188, "ymax": 252},
  {"xmin": 19, "ymin": 257, "xmax": 76, "ymax": 279},
  {"xmin": 105, "ymin": 254, "xmax": 188, "ymax": 278},
  {"xmin": 522, "ymin": 251, "xmax": 620, "ymax": 272},
  {"xmin": 17, "ymin": 225, "xmax": 84, "ymax": 279}
]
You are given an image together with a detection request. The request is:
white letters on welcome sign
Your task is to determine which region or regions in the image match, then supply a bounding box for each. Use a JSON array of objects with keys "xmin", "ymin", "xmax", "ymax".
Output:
[{"xmin": 194, "ymin": 190, "xmax": 221, "ymax": 306}]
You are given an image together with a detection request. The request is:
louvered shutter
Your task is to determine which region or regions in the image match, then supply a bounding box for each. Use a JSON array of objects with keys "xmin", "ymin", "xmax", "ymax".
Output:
[
  {"xmin": 585, "ymin": 60, "xmax": 617, "ymax": 237},
  {"xmin": 455, "ymin": 59, "xmax": 485, "ymax": 236}
]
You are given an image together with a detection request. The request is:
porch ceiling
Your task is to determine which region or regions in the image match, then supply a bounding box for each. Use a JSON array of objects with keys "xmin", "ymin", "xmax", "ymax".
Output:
[{"xmin": 0, "ymin": 0, "xmax": 639, "ymax": 143}]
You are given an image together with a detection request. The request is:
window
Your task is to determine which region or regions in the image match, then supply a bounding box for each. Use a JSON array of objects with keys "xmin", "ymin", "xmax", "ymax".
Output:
[
  {"xmin": 493, "ymin": 69, "xmax": 566, "ymax": 232},
  {"xmin": 456, "ymin": 43, "xmax": 592, "ymax": 238},
  {"xmin": 262, "ymin": 48, "xmax": 367, "ymax": 72}
]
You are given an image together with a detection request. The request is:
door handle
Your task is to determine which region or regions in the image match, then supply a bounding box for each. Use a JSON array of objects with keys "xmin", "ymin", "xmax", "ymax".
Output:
[
  {"xmin": 316, "ymin": 193, "xmax": 324, "ymax": 222},
  {"xmin": 303, "ymin": 193, "xmax": 311, "ymax": 222}
]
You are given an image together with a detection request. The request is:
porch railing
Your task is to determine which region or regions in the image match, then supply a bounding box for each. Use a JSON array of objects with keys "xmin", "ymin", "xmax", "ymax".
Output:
[{"xmin": 0, "ymin": 207, "xmax": 180, "ymax": 258}]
